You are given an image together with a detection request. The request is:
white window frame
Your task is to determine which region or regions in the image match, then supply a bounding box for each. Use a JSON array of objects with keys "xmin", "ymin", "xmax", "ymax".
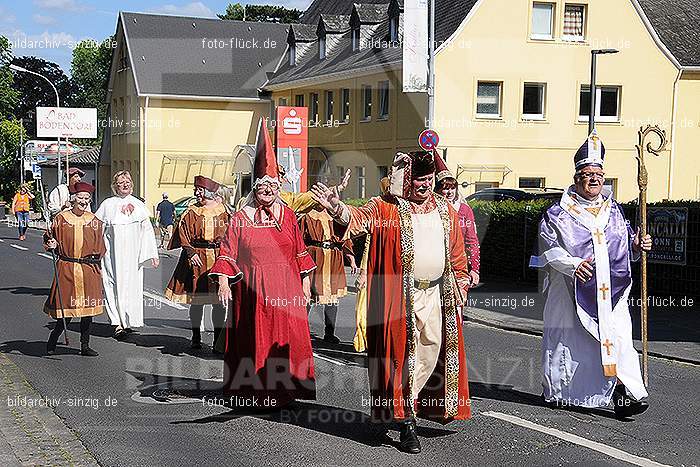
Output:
[
  {"xmin": 325, "ymin": 90, "xmax": 334, "ymax": 124},
  {"xmin": 319, "ymin": 36, "xmax": 326, "ymax": 60},
  {"xmin": 475, "ymin": 81, "xmax": 503, "ymax": 119},
  {"xmin": 361, "ymin": 85, "xmax": 372, "ymax": 121},
  {"xmin": 378, "ymin": 81, "xmax": 390, "ymax": 120},
  {"xmin": 310, "ymin": 92, "xmax": 319, "ymax": 123},
  {"xmin": 390, "ymin": 16, "xmax": 399, "ymax": 42},
  {"xmin": 356, "ymin": 166, "xmax": 366, "ymax": 198},
  {"xmin": 562, "ymin": 4, "xmax": 586, "ymax": 42},
  {"xmin": 578, "ymin": 85, "xmax": 621, "ymax": 123},
  {"xmin": 522, "ymin": 82, "xmax": 546, "ymax": 120},
  {"xmin": 531, "ymin": 2, "xmax": 555, "ymax": 40},
  {"xmin": 341, "ymin": 88, "xmax": 350, "ymax": 123},
  {"xmin": 289, "ymin": 44, "xmax": 296, "ymax": 66}
]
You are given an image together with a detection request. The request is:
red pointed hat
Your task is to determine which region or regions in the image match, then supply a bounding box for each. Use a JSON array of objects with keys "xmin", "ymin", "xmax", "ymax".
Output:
[
  {"xmin": 253, "ymin": 117, "xmax": 279, "ymax": 186},
  {"xmin": 433, "ymin": 149, "xmax": 453, "ymax": 182},
  {"xmin": 194, "ymin": 175, "xmax": 220, "ymax": 192},
  {"xmin": 69, "ymin": 181, "xmax": 95, "ymax": 194}
]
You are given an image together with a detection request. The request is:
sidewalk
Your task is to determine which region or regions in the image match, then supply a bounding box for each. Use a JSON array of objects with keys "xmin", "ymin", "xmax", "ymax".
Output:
[
  {"xmin": 465, "ymin": 280, "xmax": 700, "ymax": 365},
  {"xmin": 0, "ymin": 353, "xmax": 99, "ymax": 466}
]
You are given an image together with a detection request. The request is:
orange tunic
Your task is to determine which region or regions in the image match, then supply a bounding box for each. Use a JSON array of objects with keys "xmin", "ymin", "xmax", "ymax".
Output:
[
  {"xmin": 299, "ymin": 210, "xmax": 353, "ymax": 305},
  {"xmin": 44, "ymin": 211, "xmax": 106, "ymax": 318},
  {"xmin": 342, "ymin": 194, "xmax": 471, "ymax": 423},
  {"xmin": 165, "ymin": 203, "xmax": 230, "ymax": 304}
]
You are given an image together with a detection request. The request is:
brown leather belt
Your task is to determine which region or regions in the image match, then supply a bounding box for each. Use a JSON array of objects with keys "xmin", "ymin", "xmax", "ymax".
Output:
[
  {"xmin": 191, "ymin": 239, "xmax": 220, "ymax": 249},
  {"xmin": 59, "ymin": 254, "xmax": 101, "ymax": 265},
  {"xmin": 413, "ymin": 278, "xmax": 442, "ymax": 290}
]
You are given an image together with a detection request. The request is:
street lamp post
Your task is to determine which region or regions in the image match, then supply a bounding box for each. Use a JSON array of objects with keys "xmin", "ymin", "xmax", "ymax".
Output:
[
  {"xmin": 588, "ymin": 49, "xmax": 619, "ymax": 134},
  {"xmin": 9, "ymin": 64, "xmax": 62, "ymax": 186}
]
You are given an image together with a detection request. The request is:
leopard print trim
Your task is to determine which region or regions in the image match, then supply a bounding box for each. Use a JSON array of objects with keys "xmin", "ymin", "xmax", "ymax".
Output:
[
  {"xmin": 434, "ymin": 195, "xmax": 460, "ymax": 418},
  {"xmin": 396, "ymin": 197, "xmax": 417, "ymax": 418}
]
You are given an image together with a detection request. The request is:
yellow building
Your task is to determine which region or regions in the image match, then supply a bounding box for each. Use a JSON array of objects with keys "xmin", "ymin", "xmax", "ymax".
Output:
[
  {"xmin": 102, "ymin": 12, "xmax": 289, "ymax": 210},
  {"xmin": 265, "ymin": 0, "xmax": 700, "ymax": 202}
]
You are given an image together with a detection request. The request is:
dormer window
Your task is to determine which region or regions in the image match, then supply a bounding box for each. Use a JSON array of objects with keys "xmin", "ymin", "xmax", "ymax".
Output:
[
  {"xmin": 289, "ymin": 44, "xmax": 296, "ymax": 66},
  {"xmin": 319, "ymin": 35, "xmax": 326, "ymax": 60},
  {"xmin": 352, "ymin": 27, "xmax": 360, "ymax": 51},
  {"xmin": 389, "ymin": 16, "xmax": 399, "ymax": 42}
]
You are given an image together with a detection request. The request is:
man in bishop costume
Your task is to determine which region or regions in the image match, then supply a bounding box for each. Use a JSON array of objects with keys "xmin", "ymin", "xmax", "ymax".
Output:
[
  {"xmin": 95, "ymin": 171, "xmax": 160, "ymax": 340},
  {"xmin": 530, "ymin": 130, "xmax": 652, "ymax": 418},
  {"xmin": 311, "ymin": 150, "xmax": 471, "ymax": 454}
]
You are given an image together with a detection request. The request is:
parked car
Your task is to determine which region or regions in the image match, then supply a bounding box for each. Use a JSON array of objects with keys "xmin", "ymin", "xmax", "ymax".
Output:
[
  {"xmin": 173, "ymin": 196, "xmax": 196, "ymax": 219},
  {"xmin": 466, "ymin": 187, "xmax": 564, "ymax": 202}
]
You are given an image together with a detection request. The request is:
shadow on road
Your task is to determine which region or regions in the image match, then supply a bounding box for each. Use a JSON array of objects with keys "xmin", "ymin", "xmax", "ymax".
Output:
[
  {"xmin": 0, "ymin": 286, "xmax": 50, "ymax": 296},
  {"xmin": 469, "ymin": 381, "xmax": 625, "ymax": 421},
  {"xmin": 0, "ymin": 340, "xmax": 79, "ymax": 357}
]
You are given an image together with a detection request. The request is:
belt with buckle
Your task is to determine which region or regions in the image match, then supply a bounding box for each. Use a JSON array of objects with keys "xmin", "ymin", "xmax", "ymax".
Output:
[
  {"xmin": 307, "ymin": 240, "xmax": 344, "ymax": 250},
  {"xmin": 413, "ymin": 278, "xmax": 441, "ymax": 290}
]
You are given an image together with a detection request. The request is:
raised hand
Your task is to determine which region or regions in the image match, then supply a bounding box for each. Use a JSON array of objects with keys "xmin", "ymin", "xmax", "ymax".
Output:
[
  {"xmin": 336, "ymin": 169, "xmax": 352, "ymax": 193},
  {"xmin": 310, "ymin": 182, "xmax": 340, "ymax": 212}
]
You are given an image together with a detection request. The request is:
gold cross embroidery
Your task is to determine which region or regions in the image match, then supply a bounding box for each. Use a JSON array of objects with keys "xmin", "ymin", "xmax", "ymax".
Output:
[
  {"xmin": 603, "ymin": 339, "xmax": 614, "ymax": 356},
  {"xmin": 593, "ymin": 229, "xmax": 604, "ymax": 244},
  {"xmin": 590, "ymin": 134, "xmax": 599, "ymax": 151},
  {"xmin": 567, "ymin": 203, "xmax": 581, "ymax": 215},
  {"xmin": 599, "ymin": 283, "xmax": 610, "ymax": 300}
]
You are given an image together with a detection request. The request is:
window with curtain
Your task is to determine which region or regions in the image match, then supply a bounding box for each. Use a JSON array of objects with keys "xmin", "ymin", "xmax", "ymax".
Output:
[
  {"xmin": 378, "ymin": 81, "xmax": 390, "ymax": 119},
  {"xmin": 325, "ymin": 90, "xmax": 334, "ymax": 124},
  {"xmin": 476, "ymin": 82, "xmax": 502, "ymax": 117},
  {"xmin": 531, "ymin": 3, "xmax": 554, "ymax": 39},
  {"xmin": 362, "ymin": 85, "xmax": 372, "ymax": 120},
  {"xmin": 563, "ymin": 4, "xmax": 585, "ymax": 40},
  {"xmin": 341, "ymin": 88, "xmax": 350, "ymax": 122},
  {"xmin": 310, "ymin": 93, "xmax": 319, "ymax": 123}
]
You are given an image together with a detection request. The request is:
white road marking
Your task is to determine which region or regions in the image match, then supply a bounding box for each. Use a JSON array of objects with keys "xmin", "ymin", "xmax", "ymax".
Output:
[
  {"xmin": 482, "ymin": 411, "xmax": 670, "ymax": 467},
  {"xmin": 142, "ymin": 291, "xmax": 187, "ymax": 310},
  {"xmin": 37, "ymin": 253, "xmax": 54, "ymax": 260},
  {"xmin": 10, "ymin": 244, "xmax": 28, "ymax": 251},
  {"xmin": 313, "ymin": 352, "xmax": 345, "ymax": 366},
  {"xmin": 0, "ymin": 238, "xmax": 4, "ymax": 242}
]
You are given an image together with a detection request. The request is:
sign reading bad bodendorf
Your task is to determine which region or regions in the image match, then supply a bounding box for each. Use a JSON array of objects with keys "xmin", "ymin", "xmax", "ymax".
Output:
[
  {"xmin": 646, "ymin": 207, "xmax": 688, "ymax": 265},
  {"xmin": 36, "ymin": 107, "xmax": 97, "ymax": 139}
]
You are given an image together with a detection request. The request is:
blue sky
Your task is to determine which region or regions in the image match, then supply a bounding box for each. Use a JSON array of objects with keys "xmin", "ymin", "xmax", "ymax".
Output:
[{"xmin": 0, "ymin": 0, "xmax": 312, "ymax": 75}]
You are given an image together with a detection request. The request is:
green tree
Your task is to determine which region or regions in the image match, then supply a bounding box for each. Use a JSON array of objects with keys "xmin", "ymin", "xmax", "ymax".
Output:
[
  {"xmin": 218, "ymin": 3, "xmax": 302, "ymax": 23},
  {"xmin": 70, "ymin": 36, "xmax": 114, "ymax": 145},
  {"xmin": 0, "ymin": 35, "xmax": 25, "ymax": 202},
  {"xmin": 10, "ymin": 56, "xmax": 72, "ymax": 139}
]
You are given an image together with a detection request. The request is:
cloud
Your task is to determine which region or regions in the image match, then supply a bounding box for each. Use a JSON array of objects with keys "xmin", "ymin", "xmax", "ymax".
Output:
[
  {"xmin": 0, "ymin": 6, "xmax": 17, "ymax": 23},
  {"xmin": 33, "ymin": 0, "xmax": 90, "ymax": 13},
  {"xmin": 33, "ymin": 14, "xmax": 57, "ymax": 25},
  {"xmin": 148, "ymin": 2, "xmax": 216, "ymax": 18}
]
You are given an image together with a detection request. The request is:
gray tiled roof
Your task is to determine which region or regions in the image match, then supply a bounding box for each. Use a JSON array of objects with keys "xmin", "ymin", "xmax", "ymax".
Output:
[
  {"xmin": 637, "ymin": 0, "xmax": 700, "ymax": 67},
  {"xmin": 289, "ymin": 23, "xmax": 317, "ymax": 42},
  {"xmin": 120, "ymin": 12, "xmax": 289, "ymax": 98},
  {"xmin": 267, "ymin": 0, "xmax": 477, "ymax": 88},
  {"xmin": 353, "ymin": 3, "xmax": 390, "ymax": 24},
  {"xmin": 319, "ymin": 14, "xmax": 351, "ymax": 33}
]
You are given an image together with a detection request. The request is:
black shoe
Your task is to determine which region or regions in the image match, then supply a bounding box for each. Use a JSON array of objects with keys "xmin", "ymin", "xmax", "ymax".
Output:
[
  {"xmin": 114, "ymin": 329, "xmax": 127, "ymax": 341},
  {"xmin": 80, "ymin": 345, "xmax": 99, "ymax": 357},
  {"xmin": 124, "ymin": 328, "xmax": 136, "ymax": 334},
  {"xmin": 46, "ymin": 343, "xmax": 56, "ymax": 356},
  {"xmin": 323, "ymin": 334, "xmax": 341, "ymax": 344},
  {"xmin": 191, "ymin": 337, "xmax": 202, "ymax": 350},
  {"xmin": 613, "ymin": 386, "xmax": 649, "ymax": 419},
  {"xmin": 398, "ymin": 419, "xmax": 421, "ymax": 454}
]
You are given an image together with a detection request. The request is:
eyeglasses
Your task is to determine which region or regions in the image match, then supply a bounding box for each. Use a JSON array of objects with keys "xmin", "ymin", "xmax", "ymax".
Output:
[{"xmin": 578, "ymin": 172, "xmax": 605, "ymax": 180}]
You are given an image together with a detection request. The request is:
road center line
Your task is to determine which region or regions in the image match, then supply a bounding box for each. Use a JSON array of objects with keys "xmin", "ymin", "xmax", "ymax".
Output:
[
  {"xmin": 482, "ymin": 411, "xmax": 670, "ymax": 467},
  {"xmin": 10, "ymin": 244, "xmax": 28, "ymax": 251},
  {"xmin": 142, "ymin": 291, "xmax": 187, "ymax": 310},
  {"xmin": 313, "ymin": 352, "xmax": 345, "ymax": 366}
]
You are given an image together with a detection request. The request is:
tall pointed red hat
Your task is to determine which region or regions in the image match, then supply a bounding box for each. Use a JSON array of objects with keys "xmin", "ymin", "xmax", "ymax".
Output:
[
  {"xmin": 253, "ymin": 117, "xmax": 279, "ymax": 186},
  {"xmin": 433, "ymin": 149, "xmax": 453, "ymax": 182}
]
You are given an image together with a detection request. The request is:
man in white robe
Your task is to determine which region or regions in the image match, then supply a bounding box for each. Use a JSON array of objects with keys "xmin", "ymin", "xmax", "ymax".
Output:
[
  {"xmin": 95, "ymin": 171, "xmax": 159, "ymax": 340},
  {"xmin": 530, "ymin": 131, "xmax": 652, "ymax": 418}
]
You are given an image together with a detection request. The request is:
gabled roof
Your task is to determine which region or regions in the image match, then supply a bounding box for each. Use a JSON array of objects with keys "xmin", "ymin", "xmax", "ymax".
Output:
[
  {"xmin": 319, "ymin": 14, "xmax": 351, "ymax": 34},
  {"xmin": 636, "ymin": 0, "xmax": 700, "ymax": 68},
  {"xmin": 289, "ymin": 23, "xmax": 317, "ymax": 42},
  {"xmin": 119, "ymin": 12, "xmax": 289, "ymax": 99},
  {"xmin": 353, "ymin": 3, "xmax": 390, "ymax": 24},
  {"xmin": 301, "ymin": 0, "xmax": 390, "ymax": 26}
]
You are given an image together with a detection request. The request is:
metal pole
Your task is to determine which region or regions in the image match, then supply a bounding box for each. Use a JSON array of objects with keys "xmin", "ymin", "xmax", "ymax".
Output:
[
  {"xmin": 589, "ymin": 51, "xmax": 597, "ymax": 134},
  {"xmin": 427, "ymin": 0, "xmax": 436, "ymax": 128},
  {"xmin": 19, "ymin": 118, "xmax": 24, "ymax": 185}
]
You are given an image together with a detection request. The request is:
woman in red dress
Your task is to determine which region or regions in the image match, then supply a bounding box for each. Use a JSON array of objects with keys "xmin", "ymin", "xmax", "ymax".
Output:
[{"xmin": 210, "ymin": 118, "xmax": 316, "ymax": 408}]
